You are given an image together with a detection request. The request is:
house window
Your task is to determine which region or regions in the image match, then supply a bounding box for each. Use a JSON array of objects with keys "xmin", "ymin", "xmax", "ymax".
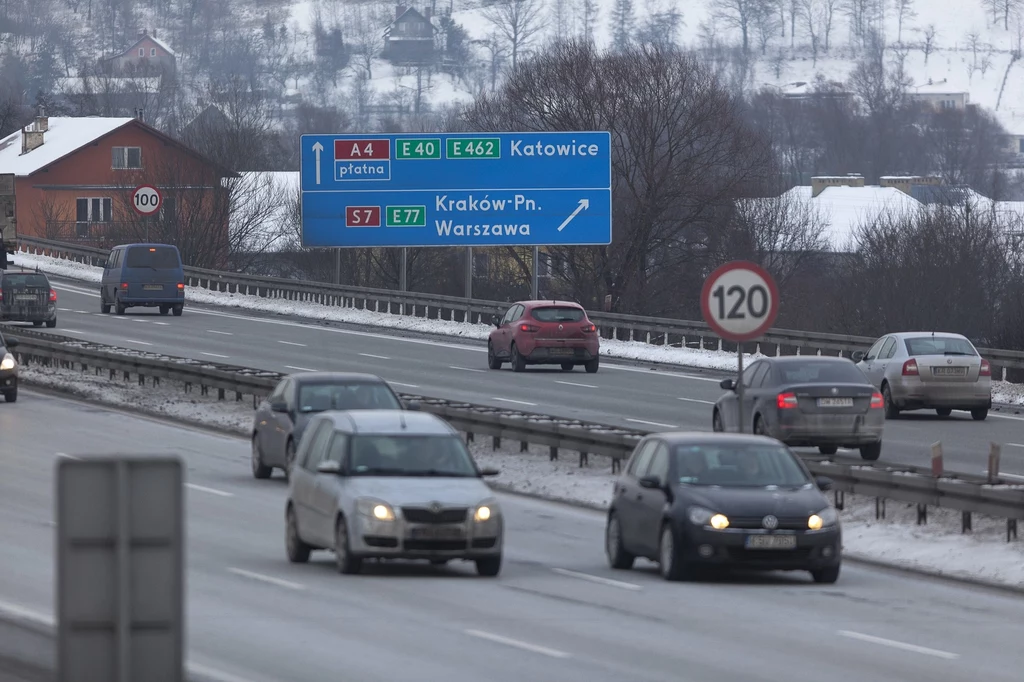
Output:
[
  {"xmin": 112, "ymin": 146, "xmax": 142, "ymax": 169},
  {"xmin": 150, "ymin": 47, "xmax": 156, "ymax": 56},
  {"xmin": 139, "ymin": 48, "xmax": 145, "ymax": 57},
  {"xmin": 76, "ymin": 197, "xmax": 112, "ymax": 224}
]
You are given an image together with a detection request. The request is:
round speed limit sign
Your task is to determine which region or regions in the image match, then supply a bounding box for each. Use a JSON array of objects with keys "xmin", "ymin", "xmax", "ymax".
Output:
[
  {"xmin": 132, "ymin": 184, "xmax": 162, "ymax": 216},
  {"xmin": 700, "ymin": 261, "xmax": 779, "ymax": 342}
]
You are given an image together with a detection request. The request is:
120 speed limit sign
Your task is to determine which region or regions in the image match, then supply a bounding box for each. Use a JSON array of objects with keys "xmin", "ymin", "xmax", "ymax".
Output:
[
  {"xmin": 132, "ymin": 184, "xmax": 162, "ymax": 216},
  {"xmin": 700, "ymin": 261, "xmax": 779, "ymax": 342}
]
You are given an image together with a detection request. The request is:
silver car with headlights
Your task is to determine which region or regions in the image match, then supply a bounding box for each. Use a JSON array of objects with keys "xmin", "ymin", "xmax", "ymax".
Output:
[
  {"xmin": 853, "ymin": 331, "xmax": 993, "ymax": 420},
  {"xmin": 284, "ymin": 409, "xmax": 504, "ymax": 576}
]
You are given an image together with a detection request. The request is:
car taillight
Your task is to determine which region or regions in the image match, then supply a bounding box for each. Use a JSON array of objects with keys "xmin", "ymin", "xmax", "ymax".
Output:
[
  {"xmin": 49, "ymin": 289, "xmax": 57, "ymax": 302},
  {"xmin": 519, "ymin": 323, "xmax": 539, "ymax": 332},
  {"xmin": 902, "ymin": 359, "xmax": 918, "ymax": 376},
  {"xmin": 177, "ymin": 282, "xmax": 184, "ymax": 290},
  {"xmin": 120, "ymin": 282, "xmax": 128, "ymax": 289},
  {"xmin": 870, "ymin": 392, "xmax": 884, "ymax": 409},
  {"xmin": 980, "ymin": 359, "xmax": 991, "ymax": 377},
  {"xmin": 581, "ymin": 323, "xmax": 596, "ymax": 332},
  {"xmin": 776, "ymin": 392, "xmax": 798, "ymax": 409}
]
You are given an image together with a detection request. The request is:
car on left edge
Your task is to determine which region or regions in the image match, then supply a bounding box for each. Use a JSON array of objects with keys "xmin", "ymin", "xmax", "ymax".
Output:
[
  {"xmin": 0, "ymin": 269, "xmax": 57, "ymax": 328},
  {"xmin": 284, "ymin": 409, "xmax": 504, "ymax": 576},
  {"xmin": 0, "ymin": 329, "xmax": 21, "ymax": 402}
]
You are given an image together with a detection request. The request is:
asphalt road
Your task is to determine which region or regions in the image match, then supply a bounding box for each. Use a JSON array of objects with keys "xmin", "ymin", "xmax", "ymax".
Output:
[
  {"xmin": 2, "ymin": 390, "xmax": 1024, "ymax": 681},
  {"xmin": 13, "ymin": 277, "xmax": 1024, "ymax": 477}
]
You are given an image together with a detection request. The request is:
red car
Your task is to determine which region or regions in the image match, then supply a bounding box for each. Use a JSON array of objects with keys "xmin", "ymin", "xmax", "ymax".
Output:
[{"xmin": 487, "ymin": 300, "xmax": 601, "ymax": 373}]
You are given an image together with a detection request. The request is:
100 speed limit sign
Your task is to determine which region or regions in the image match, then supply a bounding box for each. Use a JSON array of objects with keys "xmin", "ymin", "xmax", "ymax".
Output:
[
  {"xmin": 132, "ymin": 184, "xmax": 162, "ymax": 216},
  {"xmin": 700, "ymin": 261, "xmax": 780, "ymax": 342}
]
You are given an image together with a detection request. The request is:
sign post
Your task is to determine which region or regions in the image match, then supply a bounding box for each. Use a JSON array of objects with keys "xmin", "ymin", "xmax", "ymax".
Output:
[
  {"xmin": 700, "ymin": 261, "xmax": 780, "ymax": 433},
  {"xmin": 298, "ymin": 132, "xmax": 613, "ymax": 249},
  {"xmin": 132, "ymin": 185, "xmax": 162, "ymax": 216}
]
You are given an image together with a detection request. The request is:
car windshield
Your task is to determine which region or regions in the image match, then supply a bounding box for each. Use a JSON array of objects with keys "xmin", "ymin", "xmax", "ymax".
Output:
[
  {"xmin": 777, "ymin": 361, "xmax": 866, "ymax": 384},
  {"xmin": 348, "ymin": 435, "xmax": 478, "ymax": 477},
  {"xmin": 673, "ymin": 443, "xmax": 812, "ymax": 488},
  {"xmin": 126, "ymin": 246, "xmax": 180, "ymax": 269},
  {"xmin": 298, "ymin": 383, "xmax": 401, "ymax": 412},
  {"xmin": 905, "ymin": 336, "xmax": 977, "ymax": 356},
  {"xmin": 531, "ymin": 306, "xmax": 585, "ymax": 322},
  {"xmin": 2, "ymin": 274, "xmax": 48, "ymax": 287}
]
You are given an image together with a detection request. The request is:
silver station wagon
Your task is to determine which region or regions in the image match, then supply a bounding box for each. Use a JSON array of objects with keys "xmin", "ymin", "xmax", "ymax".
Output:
[{"xmin": 284, "ymin": 410, "xmax": 505, "ymax": 576}]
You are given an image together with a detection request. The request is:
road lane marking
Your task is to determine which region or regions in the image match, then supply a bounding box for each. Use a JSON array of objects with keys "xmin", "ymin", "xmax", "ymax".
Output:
[
  {"xmin": 555, "ymin": 380, "xmax": 598, "ymax": 388},
  {"xmin": 201, "ymin": 352, "xmax": 229, "ymax": 358},
  {"xmin": 153, "ymin": 321, "xmax": 170, "ymax": 326},
  {"xmin": 359, "ymin": 353, "xmax": 390, "ymax": 360},
  {"xmin": 125, "ymin": 339, "xmax": 152, "ymax": 346},
  {"xmin": 604, "ymin": 364, "xmax": 724, "ymax": 382},
  {"xmin": 208, "ymin": 329, "xmax": 233, "ymax": 335},
  {"xmin": 55, "ymin": 452, "xmax": 80, "ymax": 460},
  {"xmin": 278, "ymin": 340, "xmax": 306, "ymax": 347},
  {"xmin": 74, "ymin": 310, "xmax": 89, "ymax": 314},
  {"xmin": 58, "ymin": 307, "xmax": 71, "ymax": 311},
  {"xmin": 678, "ymin": 397, "xmax": 714, "ymax": 405},
  {"xmin": 388, "ymin": 381, "xmax": 420, "ymax": 388},
  {"xmin": 552, "ymin": 567, "xmax": 642, "ymax": 591},
  {"xmin": 60, "ymin": 329, "xmax": 82, "ymax": 333},
  {"xmin": 983, "ymin": 470, "xmax": 1024, "ymax": 481},
  {"xmin": 227, "ymin": 568, "xmax": 304, "ymax": 591},
  {"xmin": 449, "ymin": 366, "xmax": 484, "ymax": 373},
  {"xmin": 1002, "ymin": 443, "xmax": 1024, "ymax": 448},
  {"xmin": 493, "ymin": 397, "xmax": 537, "ymax": 406},
  {"xmin": 285, "ymin": 365, "xmax": 317, "ymax": 372},
  {"xmin": 626, "ymin": 418, "xmax": 677, "ymax": 428},
  {"xmin": 464, "ymin": 629, "xmax": 571, "ymax": 658},
  {"xmin": 186, "ymin": 483, "xmax": 234, "ymax": 497},
  {"xmin": 837, "ymin": 630, "xmax": 959, "ymax": 659}
]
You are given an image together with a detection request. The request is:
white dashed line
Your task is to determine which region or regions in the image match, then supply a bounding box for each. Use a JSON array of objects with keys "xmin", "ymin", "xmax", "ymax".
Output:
[
  {"xmin": 153, "ymin": 321, "xmax": 170, "ymax": 326},
  {"xmin": 125, "ymin": 339, "xmax": 152, "ymax": 346},
  {"xmin": 555, "ymin": 380, "xmax": 598, "ymax": 388},
  {"xmin": 185, "ymin": 483, "xmax": 233, "ymax": 497},
  {"xmin": 493, "ymin": 397, "xmax": 537, "ymax": 406},
  {"xmin": 626, "ymin": 418, "xmax": 677, "ymax": 428},
  {"xmin": 388, "ymin": 381, "xmax": 420, "ymax": 388},
  {"xmin": 552, "ymin": 568, "xmax": 642, "ymax": 591},
  {"xmin": 837, "ymin": 630, "xmax": 959, "ymax": 659},
  {"xmin": 208, "ymin": 330, "xmax": 233, "ymax": 335},
  {"xmin": 55, "ymin": 452, "xmax": 80, "ymax": 460},
  {"xmin": 278, "ymin": 340, "xmax": 306, "ymax": 347},
  {"xmin": 678, "ymin": 397, "xmax": 715, "ymax": 405},
  {"xmin": 73, "ymin": 310, "xmax": 89, "ymax": 314},
  {"xmin": 449, "ymin": 366, "xmax": 484, "ymax": 373},
  {"xmin": 201, "ymin": 352, "xmax": 229, "ymax": 358},
  {"xmin": 359, "ymin": 353, "xmax": 390, "ymax": 360},
  {"xmin": 60, "ymin": 329, "xmax": 82, "ymax": 333},
  {"xmin": 285, "ymin": 365, "xmax": 317, "ymax": 372},
  {"xmin": 227, "ymin": 568, "xmax": 304, "ymax": 591},
  {"xmin": 464, "ymin": 629, "xmax": 570, "ymax": 659}
]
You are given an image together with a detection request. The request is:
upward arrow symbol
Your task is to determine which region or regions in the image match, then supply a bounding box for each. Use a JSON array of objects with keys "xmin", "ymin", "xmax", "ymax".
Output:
[
  {"xmin": 312, "ymin": 142, "xmax": 324, "ymax": 185},
  {"xmin": 557, "ymin": 199, "xmax": 590, "ymax": 232}
]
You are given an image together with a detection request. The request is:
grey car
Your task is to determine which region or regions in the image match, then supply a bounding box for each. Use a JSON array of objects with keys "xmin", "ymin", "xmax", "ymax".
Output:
[
  {"xmin": 712, "ymin": 356, "xmax": 885, "ymax": 460},
  {"xmin": 853, "ymin": 332, "xmax": 992, "ymax": 421},
  {"xmin": 284, "ymin": 410, "xmax": 504, "ymax": 576},
  {"xmin": 251, "ymin": 372, "xmax": 410, "ymax": 480}
]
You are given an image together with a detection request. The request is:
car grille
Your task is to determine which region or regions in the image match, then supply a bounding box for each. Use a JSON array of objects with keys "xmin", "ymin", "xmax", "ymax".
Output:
[
  {"xmin": 404, "ymin": 539, "xmax": 468, "ymax": 551},
  {"xmin": 728, "ymin": 516, "xmax": 809, "ymax": 531},
  {"xmin": 401, "ymin": 507, "xmax": 468, "ymax": 524},
  {"xmin": 726, "ymin": 548, "xmax": 813, "ymax": 563}
]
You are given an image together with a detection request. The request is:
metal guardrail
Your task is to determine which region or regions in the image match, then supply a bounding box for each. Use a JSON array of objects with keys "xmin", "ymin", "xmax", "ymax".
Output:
[
  {"xmin": 16, "ymin": 236, "xmax": 1024, "ymax": 380},
  {"xmin": 5, "ymin": 323, "xmax": 1024, "ymax": 538}
]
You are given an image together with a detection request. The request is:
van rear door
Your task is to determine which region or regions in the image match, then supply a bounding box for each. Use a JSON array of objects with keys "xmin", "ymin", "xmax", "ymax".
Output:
[{"xmin": 124, "ymin": 246, "xmax": 181, "ymax": 298}]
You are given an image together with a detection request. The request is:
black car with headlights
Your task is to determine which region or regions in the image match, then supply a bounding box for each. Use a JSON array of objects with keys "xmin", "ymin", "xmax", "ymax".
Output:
[
  {"xmin": 0, "ymin": 329, "xmax": 20, "ymax": 402},
  {"xmin": 605, "ymin": 432, "xmax": 841, "ymax": 583}
]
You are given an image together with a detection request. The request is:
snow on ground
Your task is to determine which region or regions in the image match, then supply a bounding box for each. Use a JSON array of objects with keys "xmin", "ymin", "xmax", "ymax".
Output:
[
  {"xmin": 18, "ymin": 363, "xmax": 1024, "ymax": 590},
  {"xmin": 14, "ymin": 249, "xmax": 1024, "ymax": 403}
]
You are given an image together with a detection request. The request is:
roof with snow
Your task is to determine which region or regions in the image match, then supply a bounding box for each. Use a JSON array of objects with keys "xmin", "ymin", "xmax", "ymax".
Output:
[
  {"xmin": 993, "ymin": 109, "xmax": 1024, "ymax": 136},
  {"xmin": 0, "ymin": 116, "xmax": 134, "ymax": 176},
  {"xmin": 781, "ymin": 185, "xmax": 922, "ymax": 251},
  {"xmin": 126, "ymin": 32, "xmax": 175, "ymax": 56}
]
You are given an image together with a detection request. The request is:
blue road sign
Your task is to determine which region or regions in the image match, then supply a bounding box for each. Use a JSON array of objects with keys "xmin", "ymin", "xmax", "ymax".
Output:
[{"xmin": 299, "ymin": 132, "xmax": 612, "ymax": 248}]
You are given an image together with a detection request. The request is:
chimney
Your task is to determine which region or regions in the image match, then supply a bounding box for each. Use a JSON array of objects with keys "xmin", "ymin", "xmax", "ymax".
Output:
[
  {"xmin": 424, "ymin": 6, "xmax": 431, "ymax": 18},
  {"xmin": 135, "ymin": 108, "xmax": 145, "ymax": 123},
  {"xmin": 34, "ymin": 105, "xmax": 48, "ymax": 133},
  {"xmin": 396, "ymin": 4, "xmax": 406, "ymax": 18},
  {"xmin": 810, "ymin": 175, "xmax": 863, "ymax": 197},
  {"xmin": 20, "ymin": 125, "xmax": 44, "ymax": 155}
]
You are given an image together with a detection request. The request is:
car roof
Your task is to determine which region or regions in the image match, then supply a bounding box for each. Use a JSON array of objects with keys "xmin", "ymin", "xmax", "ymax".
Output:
[
  {"xmin": 517, "ymin": 300, "xmax": 585, "ymax": 309},
  {"xmin": 113, "ymin": 242, "xmax": 179, "ymax": 250},
  {"xmin": 321, "ymin": 409, "xmax": 456, "ymax": 435},
  {"xmin": 646, "ymin": 431, "xmax": 785, "ymax": 447},
  {"xmin": 286, "ymin": 372, "xmax": 391, "ymax": 385},
  {"xmin": 887, "ymin": 331, "xmax": 969, "ymax": 340},
  {"xmin": 763, "ymin": 355, "xmax": 854, "ymax": 364},
  {"xmin": 1, "ymin": 269, "xmax": 48, "ymax": 277}
]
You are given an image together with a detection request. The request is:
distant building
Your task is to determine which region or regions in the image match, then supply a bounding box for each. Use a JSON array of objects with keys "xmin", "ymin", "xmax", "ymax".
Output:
[
  {"xmin": 909, "ymin": 80, "xmax": 969, "ymax": 110},
  {"xmin": 775, "ymin": 80, "xmax": 852, "ymax": 103},
  {"xmin": 993, "ymin": 109, "xmax": 1024, "ymax": 157},
  {"xmin": 382, "ymin": 6, "xmax": 436, "ymax": 65},
  {"xmin": 102, "ymin": 29, "xmax": 176, "ymax": 77}
]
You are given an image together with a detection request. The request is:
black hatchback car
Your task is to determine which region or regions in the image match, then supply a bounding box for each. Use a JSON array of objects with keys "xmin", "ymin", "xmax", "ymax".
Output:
[
  {"xmin": 0, "ymin": 270, "xmax": 57, "ymax": 328},
  {"xmin": 605, "ymin": 432, "xmax": 841, "ymax": 584}
]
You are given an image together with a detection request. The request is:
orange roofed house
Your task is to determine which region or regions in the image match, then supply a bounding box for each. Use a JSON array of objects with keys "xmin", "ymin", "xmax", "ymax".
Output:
[{"xmin": 0, "ymin": 112, "xmax": 237, "ymax": 266}]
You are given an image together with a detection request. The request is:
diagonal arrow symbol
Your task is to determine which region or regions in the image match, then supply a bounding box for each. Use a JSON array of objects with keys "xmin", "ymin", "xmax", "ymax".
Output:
[
  {"xmin": 312, "ymin": 142, "xmax": 324, "ymax": 185},
  {"xmin": 556, "ymin": 198, "xmax": 590, "ymax": 232}
]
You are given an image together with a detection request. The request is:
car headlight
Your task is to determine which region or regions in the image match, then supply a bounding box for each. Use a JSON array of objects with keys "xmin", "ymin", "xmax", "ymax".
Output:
[
  {"xmin": 688, "ymin": 506, "xmax": 730, "ymax": 530},
  {"xmin": 356, "ymin": 498, "xmax": 395, "ymax": 521},
  {"xmin": 808, "ymin": 507, "xmax": 839, "ymax": 530},
  {"xmin": 474, "ymin": 499, "xmax": 498, "ymax": 522},
  {"xmin": 0, "ymin": 353, "xmax": 14, "ymax": 371}
]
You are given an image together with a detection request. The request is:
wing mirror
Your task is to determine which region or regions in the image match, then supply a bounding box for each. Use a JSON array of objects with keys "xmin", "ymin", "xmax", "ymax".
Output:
[
  {"xmin": 3, "ymin": 336, "xmax": 18, "ymax": 348},
  {"xmin": 815, "ymin": 476, "xmax": 833, "ymax": 491},
  {"xmin": 403, "ymin": 399, "xmax": 421, "ymax": 411},
  {"xmin": 852, "ymin": 351, "xmax": 865, "ymax": 363},
  {"xmin": 492, "ymin": 316, "xmax": 501, "ymax": 328},
  {"xmin": 479, "ymin": 467, "xmax": 500, "ymax": 477},
  {"xmin": 269, "ymin": 400, "xmax": 288, "ymax": 413},
  {"xmin": 719, "ymin": 378, "xmax": 736, "ymax": 391},
  {"xmin": 638, "ymin": 475, "xmax": 662, "ymax": 489},
  {"xmin": 317, "ymin": 460, "xmax": 342, "ymax": 474}
]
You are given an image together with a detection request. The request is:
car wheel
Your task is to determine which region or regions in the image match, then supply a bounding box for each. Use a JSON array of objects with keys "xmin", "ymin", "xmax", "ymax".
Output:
[
  {"xmin": 811, "ymin": 564, "xmax": 840, "ymax": 584},
  {"xmin": 32, "ymin": 321, "xmax": 41, "ymax": 327},
  {"xmin": 334, "ymin": 516, "xmax": 363, "ymax": 574},
  {"xmin": 971, "ymin": 408, "xmax": 988, "ymax": 421},
  {"xmin": 560, "ymin": 362, "xmax": 574, "ymax": 371},
  {"xmin": 159, "ymin": 305, "xmax": 170, "ymax": 316},
  {"xmin": 936, "ymin": 408, "xmax": 952, "ymax": 417},
  {"xmin": 251, "ymin": 436, "xmax": 272, "ymax": 479},
  {"xmin": 2, "ymin": 387, "xmax": 16, "ymax": 403},
  {"xmin": 100, "ymin": 302, "xmax": 110, "ymax": 314},
  {"xmin": 753, "ymin": 415, "xmax": 767, "ymax": 437},
  {"xmin": 818, "ymin": 445, "xmax": 838, "ymax": 455},
  {"xmin": 882, "ymin": 384, "xmax": 899, "ymax": 419},
  {"xmin": 45, "ymin": 318, "xmax": 56, "ymax": 328},
  {"xmin": 584, "ymin": 357, "xmax": 599, "ymax": 373},
  {"xmin": 115, "ymin": 298, "xmax": 126, "ymax": 315},
  {"xmin": 172, "ymin": 305, "xmax": 183, "ymax": 317},
  {"xmin": 859, "ymin": 441, "xmax": 882, "ymax": 461},
  {"xmin": 285, "ymin": 504, "xmax": 311, "ymax": 564},
  {"xmin": 605, "ymin": 512, "xmax": 636, "ymax": 570},
  {"xmin": 659, "ymin": 524, "xmax": 690, "ymax": 581},
  {"xmin": 475, "ymin": 555, "xmax": 502, "ymax": 577},
  {"xmin": 283, "ymin": 439, "xmax": 296, "ymax": 480},
  {"xmin": 487, "ymin": 342, "xmax": 502, "ymax": 370},
  {"xmin": 510, "ymin": 343, "xmax": 526, "ymax": 373},
  {"xmin": 712, "ymin": 410, "xmax": 724, "ymax": 432}
]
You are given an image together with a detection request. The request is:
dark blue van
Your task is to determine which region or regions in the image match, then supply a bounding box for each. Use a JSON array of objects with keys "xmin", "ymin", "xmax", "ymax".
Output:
[{"xmin": 100, "ymin": 243, "xmax": 185, "ymax": 316}]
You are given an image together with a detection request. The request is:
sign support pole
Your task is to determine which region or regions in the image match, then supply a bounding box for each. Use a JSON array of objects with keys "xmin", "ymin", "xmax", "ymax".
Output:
[
  {"xmin": 736, "ymin": 346, "xmax": 745, "ymax": 433},
  {"xmin": 465, "ymin": 247, "xmax": 473, "ymax": 300},
  {"xmin": 531, "ymin": 247, "xmax": 539, "ymax": 299},
  {"xmin": 334, "ymin": 248, "xmax": 341, "ymax": 285},
  {"xmin": 399, "ymin": 248, "xmax": 408, "ymax": 291}
]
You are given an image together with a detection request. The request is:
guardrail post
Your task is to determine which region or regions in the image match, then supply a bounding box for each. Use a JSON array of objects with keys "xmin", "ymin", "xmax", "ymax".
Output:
[
  {"xmin": 492, "ymin": 435, "xmax": 500, "ymax": 450},
  {"xmin": 578, "ymin": 451, "xmax": 588, "ymax": 467},
  {"xmin": 875, "ymin": 497, "xmax": 886, "ymax": 519},
  {"xmin": 1008, "ymin": 520, "xmax": 1017, "ymax": 542},
  {"xmin": 833, "ymin": 490, "xmax": 845, "ymax": 510},
  {"xmin": 549, "ymin": 446, "xmax": 558, "ymax": 461},
  {"xmin": 611, "ymin": 458, "xmax": 621, "ymax": 474},
  {"xmin": 916, "ymin": 504, "xmax": 927, "ymax": 525},
  {"xmin": 961, "ymin": 511, "xmax": 972, "ymax": 534}
]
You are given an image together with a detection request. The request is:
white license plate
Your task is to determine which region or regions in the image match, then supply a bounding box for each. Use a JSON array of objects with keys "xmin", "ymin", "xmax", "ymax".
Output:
[
  {"xmin": 932, "ymin": 367, "xmax": 967, "ymax": 376},
  {"xmin": 549, "ymin": 348, "xmax": 573, "ymax": 356},
  {"xmin": 817, "ymin": 397, "xmax": 853, "ymax": 407},
  {"xmin": 409, "ymin": 526, "xmax": 464, "ymax": 540},
  {"xmin": 15, "ymin": 295, "xmax": 35, "ymax": 301},
  {"xmin": 745, "ymin": 534, "xmax": 797, "ymax": 550},
  {"xmin": 144, "ymin": 284, "xmax": 163, "ymax": 291}
]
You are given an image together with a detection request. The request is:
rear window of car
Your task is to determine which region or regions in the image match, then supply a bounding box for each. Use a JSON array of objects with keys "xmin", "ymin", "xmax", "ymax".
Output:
[
  {"xmin": 2, "ymin": 274, "xmax": 49, "ymax": 287},
  {"xmin": 777, "ymin": 361, "xmax": 867, "ymax": 384},
  {"xmin": 125, "ymin": 246, "xmax": 180, "ymax": 269},
  {"xmin": 905, "ymin": 336, "xmax": 977, "ymax": 356},
  {"xmin": 298, "ymin": 382, "xmax": 401, "ymax": 412},
  {"xmin": 531, "ymin": 306, "xmax": 585, "ymax": 322}
]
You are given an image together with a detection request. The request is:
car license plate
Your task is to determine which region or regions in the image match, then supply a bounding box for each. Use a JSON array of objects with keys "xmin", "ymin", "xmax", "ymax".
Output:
[
  {"xmin": 549, "ymin": 347, "xmax": 573, "ymax": 356},
  {"xmin": 932, "ymin": 367, "xmax": 967, "ymax": 376},
  {"xmin": 817, "ymin": 397, "xmax": 853, "ymax": 407},
  {"xmin": 144, "ymin": 284, "xmax": 163, "ymax": 291},
  {"xmin": 15, "ymin": 295, "xmax": 35, "ymax": 302},
  {"xmin": 745, "ymin": 534, "xmax": 797, "ymax": 550},
  {"xmin": 409, "ymin": 525, "xmax": 464, "ymax": 540}
]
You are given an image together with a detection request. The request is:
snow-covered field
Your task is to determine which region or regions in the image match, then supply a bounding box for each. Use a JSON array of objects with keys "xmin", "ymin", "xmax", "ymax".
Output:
[
  {"xmin": 19, "ymin": 361, "xmax": 1024, "ymax": 591},
  {"xmin": 14, "ymin": 249, "xmax": 1024, "ymax": 405}
]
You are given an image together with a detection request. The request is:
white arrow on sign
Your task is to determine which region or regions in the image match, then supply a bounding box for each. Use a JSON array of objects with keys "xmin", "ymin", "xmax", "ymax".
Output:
[
  {"xmin": 556, "ymin": 198, "xmax": 590, "ymax": 232},
  {"xmin": 312, "ymin": 142, "xmax": 324, "ymax": 185}
]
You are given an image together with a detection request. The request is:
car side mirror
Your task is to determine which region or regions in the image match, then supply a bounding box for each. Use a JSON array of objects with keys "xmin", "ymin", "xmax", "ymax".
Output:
[
  {"xmin": 493, "ymin": 317, "xmax": 502, "ymax": 328},
  {"xmin": 638, "ymin": 475, "xmax": 662, "ymax": 489},
  {"xmin": 317, "ymin": 460, "xmax": 342, "ymax": 474},
  {"xmin": 815, "ymin": 476, "xmax": 833, "ymax": 491},
  {"xmin": 479, "ymin": 467, "xmax": 500, "ymax": 477},
  {"xmin": 3, "ymin": 336, "xmax": 18, "ymax": 348},
  {"xmin": 719, "ymin": 378, "xmax": 735, "ymax": 391},
  {"xmin": 270, "ymin": 400, "xmax": 288, "ymax": 413},
  {"xmin": 403, "ymin": 399, "xmax": 421, "ymax": 411},
  {"xmin": 852, "ymin": 351, "xmax": 865, "ymax": 363}
]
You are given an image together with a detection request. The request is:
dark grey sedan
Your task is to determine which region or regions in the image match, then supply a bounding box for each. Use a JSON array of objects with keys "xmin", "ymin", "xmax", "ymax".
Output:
[
  {"xmin": 251, "ymin": 372, "xmax": 412, "ymax": 480},
  {"xmin": 712, "ymin": 356, "xmax": 885, "ymax": 461}
]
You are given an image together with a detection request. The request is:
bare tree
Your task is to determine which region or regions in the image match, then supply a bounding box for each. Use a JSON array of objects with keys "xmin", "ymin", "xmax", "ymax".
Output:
[
  {"xmin": 346, "ymin": 0, "xmax": 391, "ymax": 79},
  {"xmin": 753, "ymin": 1, "xmax": 782, "ymax": 53},
  {"xmin": 965, "ymin": 31, "xmax": 983, "ymax": 75},
  {"xmin": 482, "ymin": 0, "xmax": 544, "ymax": 70},
  {"xmin": 983, "ymin": 0, "xmax": 1024, "ymax": 30},
  {"xmin": 894, "ymin": 0, "xmax": 915, "ymax": 42},
  {"xmin": 712, "ymin": 0, "xmax": 766, "ymax": 53},
  {"xmin": 921, "ymin": 24, "xmax": 937, "ymax": 64},
  {"xmin": 801, "ymin": 0, "xmax": 822, "ymax": 63},
  {"xmin": 579, "ymin": 0, "xmax": 600, "ymax": 42},
  {"xmin": 635, "ymin": 0, "xmax": 683, "ymax": 47}
]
